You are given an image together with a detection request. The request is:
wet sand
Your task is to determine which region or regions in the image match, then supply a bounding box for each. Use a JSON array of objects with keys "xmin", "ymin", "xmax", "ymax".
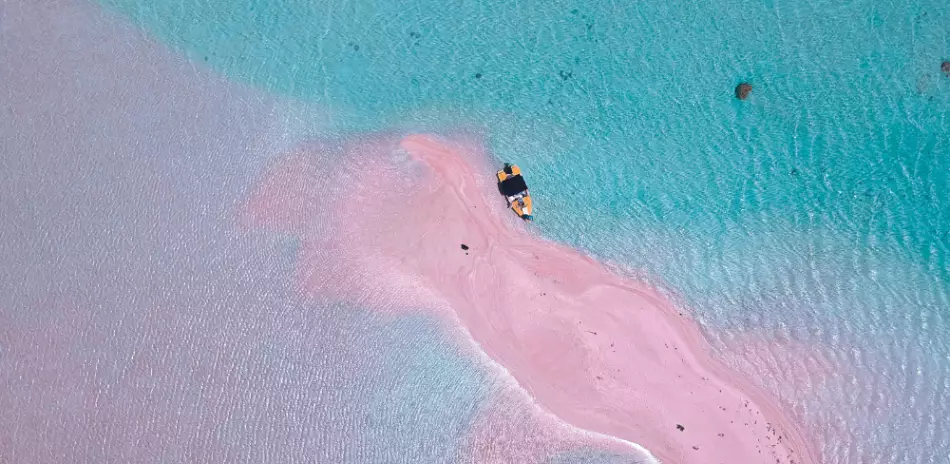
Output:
[{"xmin": 243, "ymin": 133, "xmax": 820, "ymax": 464}]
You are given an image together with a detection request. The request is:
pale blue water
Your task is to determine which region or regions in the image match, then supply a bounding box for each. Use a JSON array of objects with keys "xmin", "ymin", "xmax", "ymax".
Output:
[
  {"xmin": 19, "ymin": 0, "xmax": 950, "ymax": 462},
  {"xmin": 547, "ymin": 450, "xmax": 644, "ymax": 464}
]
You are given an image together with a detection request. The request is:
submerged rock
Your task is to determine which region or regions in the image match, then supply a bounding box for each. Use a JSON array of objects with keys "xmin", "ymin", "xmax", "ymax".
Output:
[
  {"xmin": 942, "ymin": 61, "xmax": 950, "ymax": 76},
  {"xmin": 735, "ymin": 83, "xmax": 752, "ymax": 100}
]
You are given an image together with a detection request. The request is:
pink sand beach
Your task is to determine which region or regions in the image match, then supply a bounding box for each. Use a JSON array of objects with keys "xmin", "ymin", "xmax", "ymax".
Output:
[{"xmin": 243, "ymin": 133, "xmax": 820, "ymax": 464}]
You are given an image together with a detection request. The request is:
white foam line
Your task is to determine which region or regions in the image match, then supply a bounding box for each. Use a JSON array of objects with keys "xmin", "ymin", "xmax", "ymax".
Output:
[{"xmin": 440, "ymin": 318, "xmax": 663, "ymax": 464}]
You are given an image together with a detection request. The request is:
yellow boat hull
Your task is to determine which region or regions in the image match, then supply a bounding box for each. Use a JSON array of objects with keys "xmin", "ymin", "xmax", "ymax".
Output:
[
  {"xmin": 510, "ymin": 194, "xmax": 533, "ymax": 219},
  {"xmin": 497, "ymin": 164, "xmax": 533, "ymax": 221}
]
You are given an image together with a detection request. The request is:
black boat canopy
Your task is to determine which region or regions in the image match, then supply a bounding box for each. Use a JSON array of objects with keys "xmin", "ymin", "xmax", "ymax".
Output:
[{"xmin": 500, "ymin": 174, "xmax": 528, "ymax": 196}]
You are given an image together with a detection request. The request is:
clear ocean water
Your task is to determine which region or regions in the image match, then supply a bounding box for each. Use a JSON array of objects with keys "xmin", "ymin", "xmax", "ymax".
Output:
[{"xmin": 3, "ymin": 0, "xmax": 949, "ymax": 462}]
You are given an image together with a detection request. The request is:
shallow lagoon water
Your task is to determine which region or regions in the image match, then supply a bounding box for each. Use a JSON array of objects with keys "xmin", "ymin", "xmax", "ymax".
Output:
[{"xmin": 3, "ymin": 0, "xmax": 950, "ymax": 462}]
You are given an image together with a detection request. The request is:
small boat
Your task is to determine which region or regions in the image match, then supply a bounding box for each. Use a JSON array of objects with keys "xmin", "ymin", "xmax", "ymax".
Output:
[{"xmin": 497, "ymin": 163, "xmax": 533, "ymax": 221}]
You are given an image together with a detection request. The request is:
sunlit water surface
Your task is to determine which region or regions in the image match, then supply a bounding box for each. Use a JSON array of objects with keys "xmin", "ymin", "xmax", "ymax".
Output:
[{"xmin": 3, "ymin": 0, "xmax": 949, "ymax": 462}]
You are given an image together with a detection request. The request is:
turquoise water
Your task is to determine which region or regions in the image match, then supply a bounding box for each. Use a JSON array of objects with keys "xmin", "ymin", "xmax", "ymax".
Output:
[{"xmin": 95, "ymin": 0, "xmax": 950, "ymax": 462}]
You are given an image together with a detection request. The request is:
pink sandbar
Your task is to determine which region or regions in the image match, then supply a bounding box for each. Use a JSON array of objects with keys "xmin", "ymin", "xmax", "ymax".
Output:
[{"xmin": 243, "ymin": 133, "xmax": 820, "ymax": 464}]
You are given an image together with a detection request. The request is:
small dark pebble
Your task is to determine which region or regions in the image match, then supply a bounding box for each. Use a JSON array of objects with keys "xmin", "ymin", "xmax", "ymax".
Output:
[
  {"xmin": 676, "ymin": 424, "xmax": 685, "ymax": 431},
  {"xmin": 735, "ymin": 82, "xmax": 753, "ymax": 100},
  {"xmin": 942, "ymin": 61, "xmax": 950, "ymax": 76},
  {"xmin": 461, "ymin": 244, "xmax": 469, "ymax": 250}
]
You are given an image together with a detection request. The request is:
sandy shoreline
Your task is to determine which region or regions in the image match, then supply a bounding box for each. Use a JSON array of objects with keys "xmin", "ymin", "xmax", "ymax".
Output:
[{"xmin": 244, "ymin": 133, "xmax": 820, "ymax": 464}]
